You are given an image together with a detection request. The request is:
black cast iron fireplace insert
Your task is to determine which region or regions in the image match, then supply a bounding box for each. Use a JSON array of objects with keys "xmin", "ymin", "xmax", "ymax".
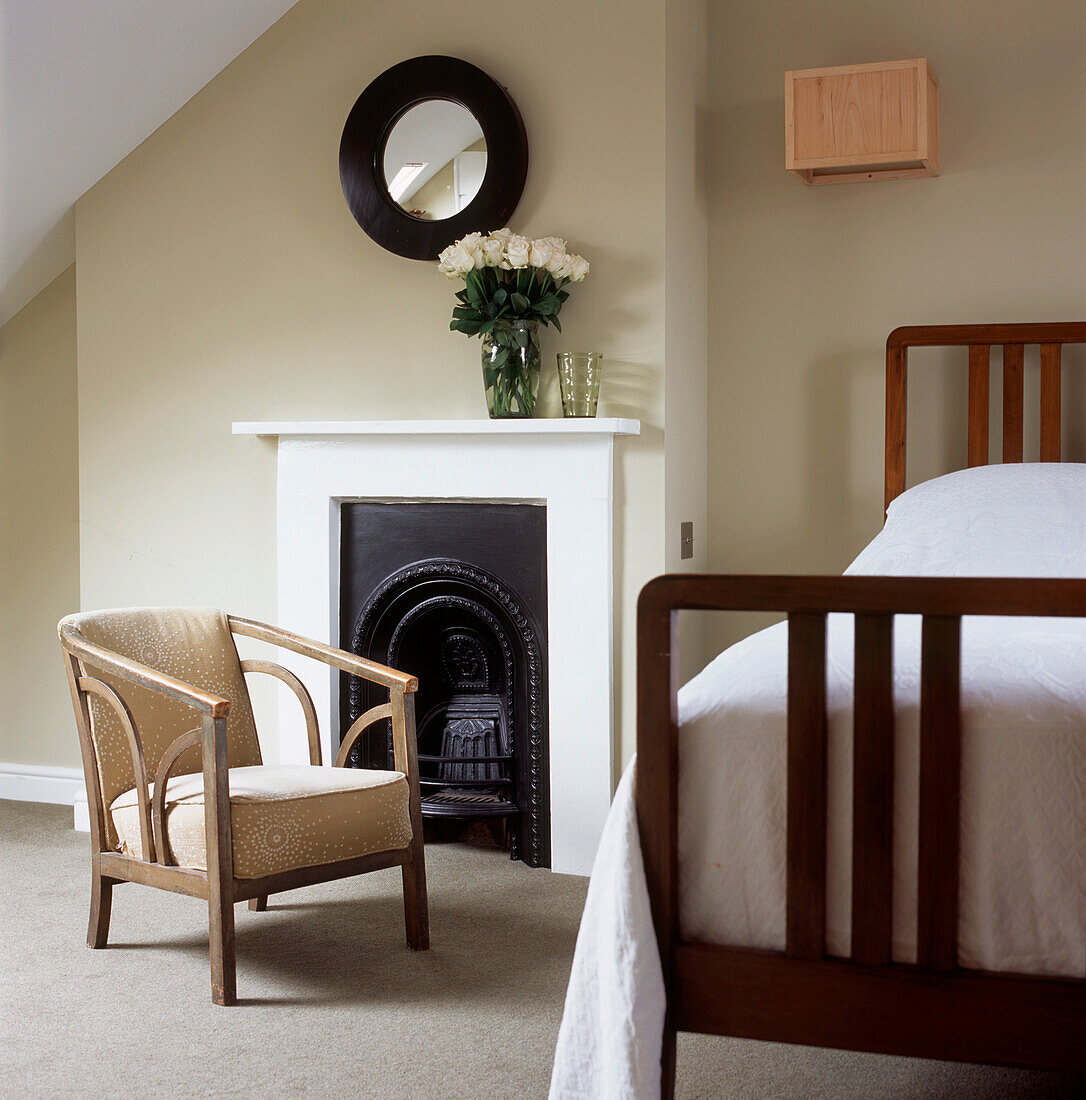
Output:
[{"xmin": 339, "ymin": 502, "xmax": 549, "ymax": 867}]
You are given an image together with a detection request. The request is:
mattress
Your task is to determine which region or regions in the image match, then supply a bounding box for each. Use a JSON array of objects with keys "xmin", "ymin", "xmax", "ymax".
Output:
[
  {"xmin": 678, "ymin": 612, "xmax": 1086, "ymax": 974},
  {"xmin": 679, "ymin": 461, "xmax": 1086, "ymax": 972}
]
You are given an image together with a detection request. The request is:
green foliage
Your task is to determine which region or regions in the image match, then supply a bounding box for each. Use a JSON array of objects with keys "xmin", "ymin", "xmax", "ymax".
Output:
[{"xmin": 448, "ymin": 266, "xmax": 572, "ymax": 338}]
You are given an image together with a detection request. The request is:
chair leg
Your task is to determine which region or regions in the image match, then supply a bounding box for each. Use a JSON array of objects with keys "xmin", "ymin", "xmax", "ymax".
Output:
[
  {"xmin": 203, "ymin": 713, "xmax": 236, "ymax": 1006},
  {"xmin": 88, "ymin": 869, "xmax": 114, "ymax": 949},
  {"xmin": 248, "ymin": 895, "xmax": 267, "ymax": 912},
  {"xmin": 402, "ymin": 834, "xmax": 430, "ymax": 951},
  {"xmin": 208, "ymin": 884, "xmax": 237, "ymax": 1006}
]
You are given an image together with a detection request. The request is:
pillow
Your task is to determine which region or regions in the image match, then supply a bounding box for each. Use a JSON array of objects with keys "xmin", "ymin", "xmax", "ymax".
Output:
[{"xmin": 845, "ymin": 463, "xmax": 1086, "ymax": 577}]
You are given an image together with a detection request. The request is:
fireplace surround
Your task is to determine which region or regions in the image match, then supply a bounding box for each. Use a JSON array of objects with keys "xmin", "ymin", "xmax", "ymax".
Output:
[{"xmin": 232, "ymin": 418, "xmax": 639, "ymax": 875}]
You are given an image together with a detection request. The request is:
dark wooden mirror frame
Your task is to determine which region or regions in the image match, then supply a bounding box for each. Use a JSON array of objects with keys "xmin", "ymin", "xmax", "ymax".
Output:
[{"xmin": 339, "ymin": 55, "xmax": 529, "ymax": 261}]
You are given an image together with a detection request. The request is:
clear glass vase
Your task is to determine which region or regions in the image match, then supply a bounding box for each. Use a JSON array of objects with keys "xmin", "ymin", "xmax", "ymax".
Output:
[{"xmin": 481, "ymin": 319, "xmax": 541, "ymax": 418}]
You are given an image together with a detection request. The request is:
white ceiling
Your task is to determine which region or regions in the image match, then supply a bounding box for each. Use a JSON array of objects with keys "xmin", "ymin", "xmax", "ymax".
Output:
[{"xmin": 0, "ymin": 0, "xmax": 301, "ymax": 325}]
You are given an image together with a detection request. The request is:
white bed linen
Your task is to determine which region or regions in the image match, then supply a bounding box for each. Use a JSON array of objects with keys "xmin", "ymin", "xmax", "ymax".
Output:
[
  {"xmin": 678, "ymin": 613, "xmax": 1086, "ymax": 969},
  {"xmin": 549, "ymin": 765, "xmax": 665, "ymax": 1100},
  {"xmin": 551, "ymin": 464, "xmax": 1086, "ymax": 1100}
]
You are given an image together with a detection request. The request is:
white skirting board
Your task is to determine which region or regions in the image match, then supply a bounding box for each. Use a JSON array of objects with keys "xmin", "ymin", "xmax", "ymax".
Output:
[{"xmin": 0, "ymin": 763, "xmax": 87, "ymax": 830}]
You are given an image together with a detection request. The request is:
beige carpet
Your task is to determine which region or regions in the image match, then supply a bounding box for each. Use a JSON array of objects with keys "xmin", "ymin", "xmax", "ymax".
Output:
[{"xmin": 1, "ymin": 799, "xmax": 1081, "ymax": 1099}]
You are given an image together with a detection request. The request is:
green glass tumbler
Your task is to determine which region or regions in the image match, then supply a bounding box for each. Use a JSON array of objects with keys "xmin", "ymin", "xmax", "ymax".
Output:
[{"xmin": 557, "ymin": 352, "xmax": 603, "ymax": 417}]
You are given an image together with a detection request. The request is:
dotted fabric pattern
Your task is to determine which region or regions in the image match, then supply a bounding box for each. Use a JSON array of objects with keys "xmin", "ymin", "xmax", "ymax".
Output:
[
  {"xmin": 110, "ymin": 765, "xmax": 412, "ymax": 878},
  {"xmin": 63, "ymin": 607, "xmax": 262, "ymax": 850}
]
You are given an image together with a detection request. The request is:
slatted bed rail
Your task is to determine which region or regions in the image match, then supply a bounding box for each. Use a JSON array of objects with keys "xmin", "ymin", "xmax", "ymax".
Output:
[
  {"xmin": 636, "ymin": 574, "xmax": 1086, "ymax": 1094},
  {"xmin": 885, "ymin": 322, "xmax": 1086, "ymax": 512}
]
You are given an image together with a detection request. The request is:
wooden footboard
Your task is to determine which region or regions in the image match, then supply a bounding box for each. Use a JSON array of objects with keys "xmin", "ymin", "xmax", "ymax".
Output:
[{"xmin": 636, "ymin": 575, "xmax": 1086, "ymax": 1095}]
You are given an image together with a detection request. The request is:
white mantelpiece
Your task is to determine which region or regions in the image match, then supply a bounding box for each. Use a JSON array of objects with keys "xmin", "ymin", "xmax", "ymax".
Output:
[
  {"xmin": 233, "ymin": 418, "xmax": 640, "ymax": 437},
  {"xmin": 233, "ymin": 418, "xmax": 639, "ymax": 875}
]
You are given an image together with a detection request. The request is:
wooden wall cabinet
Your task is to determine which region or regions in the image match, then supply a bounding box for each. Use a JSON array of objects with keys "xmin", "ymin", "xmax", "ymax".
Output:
[{"xmin": 785, "ymin": 58, "xmax": 939, "ymax": 185}]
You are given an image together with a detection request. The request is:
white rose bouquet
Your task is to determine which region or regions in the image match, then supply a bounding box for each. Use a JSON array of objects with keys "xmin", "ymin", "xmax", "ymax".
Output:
[
  {"xmin": 438, "ymin": 228, "xmax": 589, "ymax": 335},
  {"xmin": 438, "ymin": 228, "xmax": 590, "ymax": 417}
]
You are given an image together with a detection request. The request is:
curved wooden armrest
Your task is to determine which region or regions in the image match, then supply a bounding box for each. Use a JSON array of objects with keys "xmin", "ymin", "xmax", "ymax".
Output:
[
  {"xmin": 241, "ymin": 659, "xmax": 321, "ymax": 765},
  {"xmin": 334, "ymin": 703, "xmax": 393, "ymax": 768},
  {"xmin": 152, "ymin": 727, "xmax": 202, "ymax": 865},
  {"xmin": 59, "ymin": 622, "xmax": 230, "ymax": 717},
  {"xmin": 227, "ymin": 617, "xmax": 417, "ymax": 693},
  {"xmin": 77, "ymin": 675, "xmax": 157, "ymax": 864}
]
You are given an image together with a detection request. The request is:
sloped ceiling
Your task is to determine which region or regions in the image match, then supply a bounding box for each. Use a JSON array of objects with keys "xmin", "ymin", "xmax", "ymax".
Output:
[{"xmin": 0, "ymin": 0, "xmax": 300, "ymax": 325}]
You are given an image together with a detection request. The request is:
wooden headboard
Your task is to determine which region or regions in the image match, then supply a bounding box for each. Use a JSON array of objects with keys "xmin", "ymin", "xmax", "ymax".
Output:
[{"xmin": 884, "ymin": 322, "xmax": 1086, "ymax": 512}]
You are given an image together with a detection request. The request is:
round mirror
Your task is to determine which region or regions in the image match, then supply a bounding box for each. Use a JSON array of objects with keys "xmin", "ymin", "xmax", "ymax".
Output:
[
  {"xmin": 340, "ymin": 56, "xmax": 528, "ymax": 260},
  {"xmin": 382, "ymin": 101, "xmax": 487, "ymax": 220}
]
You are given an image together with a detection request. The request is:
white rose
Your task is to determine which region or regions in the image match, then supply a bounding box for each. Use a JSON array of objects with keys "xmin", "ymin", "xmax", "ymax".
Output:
[
  {"xmin": 458, "ymin": 232, "xmax": 486, "ymax": 269},
  {"xmin": 442, "ymin": 241, "xmax": 476, "ymax": 275},
  {"xmin": 538, "ymin": 236, "xmax": 566, "ymax": 251},
  {"xmin": 481, "ymin": 238, "xmax": 504, "ymax": 266},
  {"xmin": 567, "ymin": 254, "xmax": 590, "ymax": 282},
  {"xmin": 544, "ymin": 248, "xmax": 569, "ymax": 275},
  {"xmin": 553, "ymin": 252, "xmax": 578, "ymax": 279},
  {"xmin": 528, "ymin": 239, "xmax": 555, "ymax": 269},
  {"xmin": 437, "ymin": 242, "xmax": 462, "ymax": 278},
  {"xmin": 488, "ymin": 227, "xmax": 513, "ymax": 241},
  {"xmin": 504, "ymin": 234, "xmax": 531, "ymax": 268}
]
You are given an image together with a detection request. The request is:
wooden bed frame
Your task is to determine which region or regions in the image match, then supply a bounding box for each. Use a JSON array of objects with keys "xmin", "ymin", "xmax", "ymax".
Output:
[{"xmin": 637, "ymin": 323, "xmax": 1086, "ymax": 1095}]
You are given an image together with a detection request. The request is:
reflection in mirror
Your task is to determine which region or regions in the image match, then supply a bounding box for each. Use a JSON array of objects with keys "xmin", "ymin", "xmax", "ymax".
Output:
[{"xmin": 382, "ymin": 100, "xmax": 487, "ymax": 221}]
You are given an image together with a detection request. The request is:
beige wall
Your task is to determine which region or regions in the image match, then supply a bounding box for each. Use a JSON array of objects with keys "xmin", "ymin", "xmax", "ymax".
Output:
[
  {"xmin": 0, "ymin": 266, "xmax": 81, "ymax": 768},
  {"xmin": 74, "ymin": 0, "xmax": 677, "ymax": 768},
  {"xmin": 706, "ymin": 0, "xmax": 1086, "ymax": 651}
]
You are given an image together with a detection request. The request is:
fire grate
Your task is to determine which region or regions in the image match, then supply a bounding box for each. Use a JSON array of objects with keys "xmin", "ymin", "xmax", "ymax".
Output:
[
  {"xmin": 418, "ymin": 692, "xmax": 518, "ymax": 817},
  {"xmin": 424, "ymin": 789, "xmax": 510, "ymax": 806}
]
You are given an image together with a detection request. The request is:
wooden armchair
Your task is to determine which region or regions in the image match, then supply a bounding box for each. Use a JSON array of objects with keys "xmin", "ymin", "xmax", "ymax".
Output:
[{"xmin": 59, "ymin": 607, "xmax": 428, "ymax": 1005}]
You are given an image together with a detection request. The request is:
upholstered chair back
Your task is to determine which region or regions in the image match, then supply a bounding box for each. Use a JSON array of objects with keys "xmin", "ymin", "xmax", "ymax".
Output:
[{"xmin": 63, "ymin": 608, "xmax": 262, "ymax": 848}]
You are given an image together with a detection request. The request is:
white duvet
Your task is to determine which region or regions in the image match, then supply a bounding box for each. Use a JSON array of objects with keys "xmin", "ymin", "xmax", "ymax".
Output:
[{"xmin": 550, "ymin": 464, "xmax": 1086, "ymax": 1100}]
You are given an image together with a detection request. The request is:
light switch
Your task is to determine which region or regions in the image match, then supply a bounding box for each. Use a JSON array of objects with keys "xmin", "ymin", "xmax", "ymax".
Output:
[{"xmin": 680, "ymin": 521, "xmax": 694, "ymax": 560}]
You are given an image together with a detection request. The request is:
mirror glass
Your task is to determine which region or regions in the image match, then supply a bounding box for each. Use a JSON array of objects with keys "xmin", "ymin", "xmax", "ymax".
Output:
[{"xmin": 382, "ymin": 100, "xmax": 487, "ymax": 221}]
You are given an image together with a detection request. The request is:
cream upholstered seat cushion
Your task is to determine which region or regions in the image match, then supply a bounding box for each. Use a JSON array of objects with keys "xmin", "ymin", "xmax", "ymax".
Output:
[{"xmin": 111, "ymin": 766, "xmax": 413, "ymax": 879}]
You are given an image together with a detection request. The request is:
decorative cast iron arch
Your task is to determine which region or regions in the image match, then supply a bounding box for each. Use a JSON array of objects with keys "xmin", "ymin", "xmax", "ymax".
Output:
[{"xmin": 347, "ymin": 558, "xmax": 547, "ymax": 866}]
